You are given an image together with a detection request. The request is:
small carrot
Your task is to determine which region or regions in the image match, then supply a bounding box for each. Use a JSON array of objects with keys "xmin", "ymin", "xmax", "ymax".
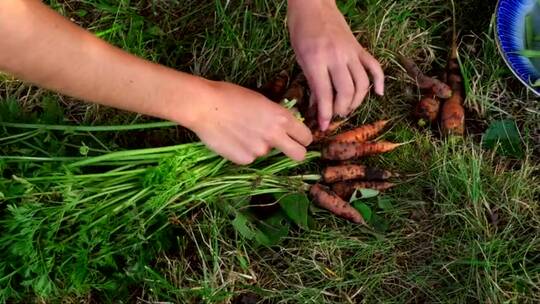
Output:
[
  {"xmin": 431, "ymin": 80, "xmax": 453, "ymax": 99},
  {"xmin": 309, "ymin": 183, "xmax": 365, "ymax": 224},
  {"xmin": 312, "ymin": 119, "xmax": 347, "ymax": 143},
  {"xmin": 302, "ymin": 102, "xmax": 320, "ymax": 131},
  {"xmin": 398, "ymin": 55, "xmax": 452, "ymax": 99},
  {"xmin": 446, "ymin": 45, "xmax": 462, "ymax": 92},
  {"xmin": 283, "ymin": 73, "xmax": 307, "ymax": 104},
  {"xmin": 441, "ymin": 94, "xmax": 465, "ymax": 135},
  {"xmin": 322, "ymin": 140, "xmax": 404, "ymax": 161},
  {"xmin": 331, "ymin": 181, "xmax": 396, "ymax": 200},
  {"xmin": 415, "ymin": 95, "xmax": 440, "ymax": 124},
  {"xmin": 330, "ymin": 120, "xmax": 389, "ymax": 143},
  {"xmin": 260, "ymin": 70, "xmax": 289, "ymax": 102},
  {"xmin": 322, "ymin": 164, "xmax": 397, "ymax": 183},
  {"xmin": 441, "ymin": 40, "xmax": 465, "ymax": 136}
]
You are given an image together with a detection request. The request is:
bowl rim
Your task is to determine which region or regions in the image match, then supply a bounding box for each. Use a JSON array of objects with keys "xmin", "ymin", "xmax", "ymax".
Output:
[{"xmin": 495, "ymin": 0, "xmax": 540, "ymax": 96}]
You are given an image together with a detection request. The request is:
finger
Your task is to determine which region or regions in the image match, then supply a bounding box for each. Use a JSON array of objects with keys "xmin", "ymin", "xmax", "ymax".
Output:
[
  {"xmin": 206, "ymin": 140, "xmax": 255, "ymax": 165},
  {"xmin": 249, "ymin": 141, "xmax": 272, "ymax": 157},
  {"xmin": 231, "ymin": 153, "xmax": 256, "ymax": 165},
  {"xmin": 329, "ymin": 64, "xmax": 355, "ymax": 117},
  {"xmin": 302, "ymin": 65, "xmax": 333, "ymax": 131},
  {"xmin": 348, "ymin": 59, "xmax": 370, "ymax": 111},
  {"xmin": 272, "ymin": 133, "xmax": 307, "ymax": 161},
  {"xmin": 359, "ymin": 48, "xmax": 385, "ymax": 96},
  {"xmin": 286, "ymin": 116, "xmax": 313, "ymax": 146}
]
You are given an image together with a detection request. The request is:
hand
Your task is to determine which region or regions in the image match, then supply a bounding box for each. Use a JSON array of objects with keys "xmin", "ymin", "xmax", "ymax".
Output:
[
  {"xmin": 186, "ymin": 80, "xmax": 313, "ymax": 165},
  {"xmin": 287, "ymin": 0, "xmax": 385, "ymax": 130}
]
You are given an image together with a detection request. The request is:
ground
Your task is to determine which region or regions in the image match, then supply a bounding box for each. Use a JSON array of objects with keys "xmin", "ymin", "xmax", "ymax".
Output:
[{"xmin": 0, "ymin": 0, "xmax": 539, "ymax": 303}]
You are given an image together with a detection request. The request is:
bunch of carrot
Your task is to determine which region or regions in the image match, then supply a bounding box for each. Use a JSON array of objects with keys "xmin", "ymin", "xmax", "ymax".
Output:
[
  {"xmin": 261, "ymin": 72, "xmax": 405, "ymax": 225},
  {"xmin": 399, "ymin": 43, "xmax": 465, "ymax": 136},
  {"xmin": 309, "ymin": 120, "xmax": 403, "ymax": 224}
]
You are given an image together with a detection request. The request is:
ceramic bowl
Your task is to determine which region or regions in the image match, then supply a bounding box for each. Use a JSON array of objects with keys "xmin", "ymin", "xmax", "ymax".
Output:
[{"xmin": 496, "ymin": 0, "xmax": 540, "ymax": 95}]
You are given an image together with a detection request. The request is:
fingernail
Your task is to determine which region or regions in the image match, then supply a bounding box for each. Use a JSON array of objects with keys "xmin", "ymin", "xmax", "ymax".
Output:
[{"xmin": 377, "ymin": 85, "xmax": 385, "ymax": 96}]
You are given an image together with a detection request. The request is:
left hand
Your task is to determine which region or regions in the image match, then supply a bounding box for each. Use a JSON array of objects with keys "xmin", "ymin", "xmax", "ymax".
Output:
[{"xmin": 287, "ymin": 0, "xmax": 385, "ymax": 130}]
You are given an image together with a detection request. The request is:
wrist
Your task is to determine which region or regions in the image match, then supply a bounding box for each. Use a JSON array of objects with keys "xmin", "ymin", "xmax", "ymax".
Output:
[
  {"xmin": 287, "ymin": 0, "xmax": 335, "ymax": 12},
  {"xmin": 287, "ymin": 0, "xmax": 337, "ymax": 28},
  {"xmin": 156, "ymin": 71, "xmax": 216, "ymax": 131}
]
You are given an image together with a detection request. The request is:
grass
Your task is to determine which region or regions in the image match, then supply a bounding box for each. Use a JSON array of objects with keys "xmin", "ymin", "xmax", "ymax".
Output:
[{"xmin": 1, "ymin": 0, "xmax": 539, "ymax": 303}]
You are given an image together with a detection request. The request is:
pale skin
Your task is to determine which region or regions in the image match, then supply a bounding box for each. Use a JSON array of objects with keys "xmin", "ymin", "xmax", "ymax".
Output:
[{"xmin": 0, "ymin": 0, "xmax": 384, "ymax": 165}]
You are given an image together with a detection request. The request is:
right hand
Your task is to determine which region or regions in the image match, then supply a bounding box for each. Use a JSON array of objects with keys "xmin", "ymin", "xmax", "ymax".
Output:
[{"xmin": 186, "ymin": 80, "xmax": 313, "ymax": 165}]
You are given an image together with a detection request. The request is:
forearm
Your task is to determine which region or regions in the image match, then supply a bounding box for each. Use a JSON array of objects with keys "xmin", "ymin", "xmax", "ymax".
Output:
[{"xmin": 0, "ymin": 0, "xmax": 208, "ymax": 127}]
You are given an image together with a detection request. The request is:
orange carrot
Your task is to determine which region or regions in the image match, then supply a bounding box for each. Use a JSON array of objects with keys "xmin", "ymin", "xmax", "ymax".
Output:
[
  {"xmin": 441, "ymin": 41, "xmax": 465, "ymax": 136},
  {"xmin": 309, "ymin": 183, "xmax": 365, "ymax": 224},
  {"xmin": 260, "ymin": 70, "xmax": 289, "ymax": 102},
  {"xmin": 415, "ymin": 95, "xmax": 440, "ymax": 124},
  {"xmin": 330, "ymin": 120, "xmax": 389, "ymax": 143},
  {"xmin": 430, "ymin": 80, "xmax": 453, "ymax": 99},
  {"xmin": 398, "ymin": 55, "xmax": 452, "ymax": 99},
  {"xmin": 283, "ymin": 73, "xmax": 307, "ymax": 103},
  {"xmin": 322, "ymin": 140, "xmax": 403, "ymax": 161},
  {"xmin": 303, "ymin": 102, "xmax": 319, "ymax": 131},
  {"xmin": 312, "ymin": 120, "xmax": 346, "ymax": 143},
  {"xmin": 441, "ymin": 93, "xmax": 465, "ymax": 135},
  {"xmin": 446, "ymin": 48, "xmax": 462, "ymax": 92},
  {"xmin": 322, "ymin": 164, "xmax": 397, "ymax": 183},
  {"xmin": 331, "ymin": 181, "xmax": 396, "ymax": 200}
]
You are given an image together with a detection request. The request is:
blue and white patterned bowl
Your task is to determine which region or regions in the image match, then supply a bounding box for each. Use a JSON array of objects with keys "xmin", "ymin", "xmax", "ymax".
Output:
[{"xmin": 496, "ymin": 0, "xmax": 540, "ymax": 95}]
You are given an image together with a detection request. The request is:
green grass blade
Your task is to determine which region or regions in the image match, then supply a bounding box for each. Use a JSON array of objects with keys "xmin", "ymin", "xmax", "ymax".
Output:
[{"xmin": 0, "ymin": 121, "xmax": 177, "ymax": 132}]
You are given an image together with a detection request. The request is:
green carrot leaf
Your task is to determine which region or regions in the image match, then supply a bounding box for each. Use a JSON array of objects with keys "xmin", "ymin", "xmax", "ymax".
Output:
[
  {"xmin": 481, "ymin": 119, "xmax": 524, "ymax": 158},
  {"xmin": 352, "ymin": 202, "xmax": 373, "ymax": 222},
  {"xmin": 371, "ymin": 214, "xmax": 390, "ymax": 232},
  {"xmin": 276, "ymin": 192, "xmax": 310, "ymax": 230},
  {"xmin": 377, "ymin": 197, "xmax": 394, "ymax": 211},
  {"xmin": 232, "ymin": 213, "xmax": 258, "ymax": 240},
  {"xmin": 255, "ymin": 211, "xmax": 289, "ymax": 246},
  {"xmin": 359, "ymin": 188, "xmax": 380, "ymax": 199}
]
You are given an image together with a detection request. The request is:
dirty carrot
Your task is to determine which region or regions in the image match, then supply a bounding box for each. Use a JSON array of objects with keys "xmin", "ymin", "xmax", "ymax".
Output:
[
  {"xmin": 322, "ymin": 140, "xmax": 404, "ymax": 161},
  {"xmin": 312, "ymin": 120, "xmax": 346, "ymax": 143},
  {"xmin": 441, "ymin": 94, "xmax": 465, "ymax": 135},
  {"xmin": 260, "ymin": 70, "xmax": 289, "ymax": 102},
  {"xmin": 322, "ymin": 164, "xmax": 397, "ymax": 183},
  {"xmin": 441, "ymin": 37, "xmax": 465, "ymax": 136},
  {"xmin": 303, "ymin": 102, "xmax": 320, "ymax": 131},
  {"xmin": 283, "ymin": 73, "xmax": 307, "ymax": 104},
  {"xmin": 398, "ymin": 55, "xmax": 452, "ymax": 99},
  {"xmin": 309, "ymin": 183, "xmax": 365, "ymax": 224},
  {"xmin": 330, "ymin": 120, "xmax": 389, "ymax": 143},
  {"xmin": 331, "ymin": 181, "xmax": 396, "ymax": 200},
  {"xmin": 415, "ymin": 95, "xmax": 440, "ymax": 125}
]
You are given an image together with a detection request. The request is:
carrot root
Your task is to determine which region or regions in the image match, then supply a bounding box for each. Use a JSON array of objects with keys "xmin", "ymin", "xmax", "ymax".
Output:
[
  {"xmin": 309, "ymin": 183, "xmax": 365, "ymax": 224},
  {"xmin": 441, "ymin": 95, "xmax": 465, "ymax": 135},
  {"xmin": 331, "ymin": 181, "xmax": 396, "ymax": 200},
  {"xmin": 399, "ymin": 55, "xmax": 452, "ymax": 99},
  {"xmin": 415, "ymin": 95, "xmax": 440, "ymax": 124},
  {"xmin": 330, "ymin": 120, "xmax": 390, "ymax": 143},
  {"xmin": 260, "ymin": 70, "xmax": 289, "ymax": 102},
  {"xmin": 322, "ymin": 140, "xmax": 405, "ymax": 161},
  {"xmin": 312, "ymin": 119, "xmax": 347, "ymax": 143},
  {"xmin": 431, "ymin": 80, "xmax": 453, "ymax": 99},
  {"xmin": 442, "ymin": 43, "xmax": 465, "ymax": 136},
  {"xmin": 283, "ymin": 73, "xmax": 307, "ymax": 104},
  {"xmin": 322, "ymin": 164, "xmax": 396, "ymax": 183}
]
